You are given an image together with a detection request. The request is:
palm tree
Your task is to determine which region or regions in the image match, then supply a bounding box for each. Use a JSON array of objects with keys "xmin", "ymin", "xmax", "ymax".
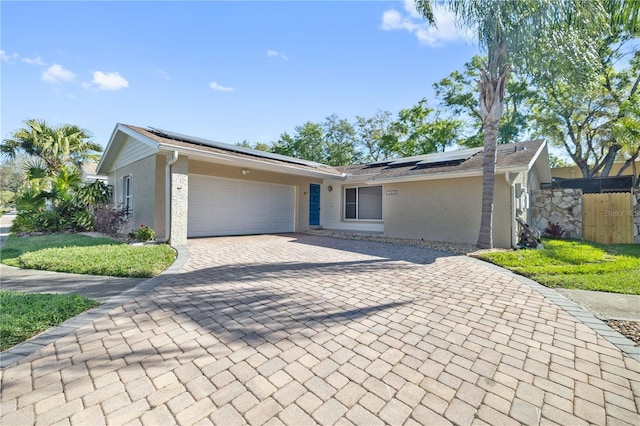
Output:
[
  {"xmin": 1, "ymin": 119, "xmax": 102, "ymax": 176},
  {"xmin": 415, "ymin": 0, "xmax": 637, "ymax": 248}
]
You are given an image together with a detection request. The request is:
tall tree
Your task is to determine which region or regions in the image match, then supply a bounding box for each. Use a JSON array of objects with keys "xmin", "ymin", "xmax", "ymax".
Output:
[
  {"xmin": 323, "ymin": 114, "xmax": 361, "ymax": 166},
  {"xmin": 415, "ymin": 0, "xmax": 621, "ymax": 248},
  {"xmin": 272, "ymin": 122, "xmax": 326, "ymax": 163},
  {"xmin": 388, "ymin": 98, "xmax": 461, "ymax": 156},
  {"xmin": 531, "ymin": 52, "xmax": 639, "ymax": 177},
  {"xmin": 434, "ymin": 56, "xmax": 533, "ymax": 147},
  {"xmin": 1, "ymin": 119, "xmax": 102, "ymax": 176},
  {"xmin": 355, "ymin": 111, "xmax": 396, "ymax": 162}
]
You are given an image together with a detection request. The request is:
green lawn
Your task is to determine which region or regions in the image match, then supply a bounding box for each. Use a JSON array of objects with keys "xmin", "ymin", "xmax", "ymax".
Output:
[
  {"xmin": 1, "ymin": 234, "xmax": 176, "ymax": 278},
  {"xmin": 0, "ymin": 291, "xmax": 100, "ymax": 351},
  {"xmin": 475, "ymin": 239, "xmax": 640, "ymax": 294}
]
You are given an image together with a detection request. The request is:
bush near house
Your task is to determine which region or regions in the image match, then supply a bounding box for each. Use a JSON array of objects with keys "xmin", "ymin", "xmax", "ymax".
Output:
[{"xmin": 476, "ymin": 238, "xmax": 640, "ymax": 295}]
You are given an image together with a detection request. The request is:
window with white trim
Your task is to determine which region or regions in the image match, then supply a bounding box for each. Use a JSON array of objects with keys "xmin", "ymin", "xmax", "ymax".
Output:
[
  {"xmin": 123, "ymin": 175, "xmax": 132, "ymax": 213},
  {"xmin": 344, "ymin": 186, "xmax": 382, "ymax": 220}
]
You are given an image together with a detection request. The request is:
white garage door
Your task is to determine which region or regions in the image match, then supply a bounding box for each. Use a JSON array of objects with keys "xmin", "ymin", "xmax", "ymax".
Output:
[{"xmin": 188, "ymin": 175, "xmax": 296, "ymax": 237}]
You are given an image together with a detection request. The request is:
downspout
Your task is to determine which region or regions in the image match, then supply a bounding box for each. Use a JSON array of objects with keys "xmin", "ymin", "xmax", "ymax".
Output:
[
  {"xmin": 160, "ymin": 151, "xmax": 179, "ymax": 243},
  {"xmin": 505, "ymin": 172, "xmax": 518, "ymax": 248}
]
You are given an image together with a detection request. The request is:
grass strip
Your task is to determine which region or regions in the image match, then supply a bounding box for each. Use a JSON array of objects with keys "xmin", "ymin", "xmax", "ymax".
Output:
[
  {"xmin": 475, "ymin": 238, "xmax": 640, "ymax": 295},
  {"xmin": 0, "ymin": 291, "xmax": 100, "ymax": 351},
  {"xmin": 1, "ymin": 234, "xmax": 176, "ymax": 278}
]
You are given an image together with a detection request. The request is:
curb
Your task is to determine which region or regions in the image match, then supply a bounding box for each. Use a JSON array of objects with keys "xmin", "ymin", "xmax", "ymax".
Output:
[{"xmin": 0, "ymin": 245, "xmax": 189, "ymax": 370}]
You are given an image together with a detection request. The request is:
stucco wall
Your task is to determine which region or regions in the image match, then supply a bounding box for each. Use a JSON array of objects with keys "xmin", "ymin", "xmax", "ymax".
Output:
[
  {"xmin": 383, "ymin": 175, "xmax": 512, "ymax": 247},
  {"xmin": 552, "ymin": 160, "xmax": 640, "ymax": 179},
  {"xmin": 170, "ymin": 156, "xmax": 189, "ymax": 245},
  {"xmin": 108, "ymin": 155, "xmax": 157, "ymax": 235},
  {"xmin": 188, "ymin": 159, "xmax": 322, "ymax": 233},
  {"xmin": 154, "ymin": 154, "xmax": 166, "ymax": 240},
  {"xmin": 320, "ymin": 179, "xmax": 385, "ymax": 233}
]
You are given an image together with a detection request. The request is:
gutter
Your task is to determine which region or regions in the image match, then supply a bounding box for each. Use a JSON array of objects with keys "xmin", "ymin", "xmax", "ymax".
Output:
[
  {"xmin": 365, "ymin": 167, "xmax": 528, "ymax": 185},
  {"xmin": 159, "ymin": 151, "xmax": 179, "ymax": 243},
  {"xmin": 157, "ymin": 143, "xmax": 346, "ymax": 180},
  {"xmin": 505, "ymin": 171, "xmax": 519, "ymax": 249}
]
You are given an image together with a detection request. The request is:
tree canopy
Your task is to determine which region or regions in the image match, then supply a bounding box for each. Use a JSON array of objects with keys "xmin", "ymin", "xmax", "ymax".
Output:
[{"xmin": 1, "ymin": 119, "xmax": 102, "ymax": 176}]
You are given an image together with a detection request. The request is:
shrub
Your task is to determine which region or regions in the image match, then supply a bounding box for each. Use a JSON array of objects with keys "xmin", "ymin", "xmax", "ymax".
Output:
[
  {"xmin": 131, "ymin": 224, "xmax": 155, "ymax": 242},
  {"xmin": 544, "ymin": 221, "xmax": 566, "ymax": 239},
  {"xmin": 93, "ymin": 206, "xmax": 127, "ymax": 236}
]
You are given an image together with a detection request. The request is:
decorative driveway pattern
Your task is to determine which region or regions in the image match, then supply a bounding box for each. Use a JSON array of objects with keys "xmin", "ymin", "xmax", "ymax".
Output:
[{"xmin": 1, "ymin": 234, "xmax": 639, "ymax": 425}]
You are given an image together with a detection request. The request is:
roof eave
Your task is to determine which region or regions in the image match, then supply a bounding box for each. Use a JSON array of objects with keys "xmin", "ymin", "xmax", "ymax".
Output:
[
  {"xmin": 365, "ymin": 166, "xmax": 529, "ymax": 184},
  {"xmin": 97, "ymin": 124, "xmax": 160, "ymax": 174},
  {"xmin": 158, "ymin": 144, "xmax": 346, "ymax": 180}
]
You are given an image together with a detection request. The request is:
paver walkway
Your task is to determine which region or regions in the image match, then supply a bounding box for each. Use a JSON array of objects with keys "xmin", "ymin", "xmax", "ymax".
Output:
[{"xmin": 1, "ymin": 234, "xmax": 639, "ymax": 425}]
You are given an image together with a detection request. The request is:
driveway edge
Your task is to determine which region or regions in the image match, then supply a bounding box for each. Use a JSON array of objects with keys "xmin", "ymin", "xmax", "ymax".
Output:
[
  {"xmin": 0, "ymin": 245, "xmax": 189, "ymax": 370},
  {"xmin": 467, "ymin": 256, "xmax": 640, "ymax": 363}
]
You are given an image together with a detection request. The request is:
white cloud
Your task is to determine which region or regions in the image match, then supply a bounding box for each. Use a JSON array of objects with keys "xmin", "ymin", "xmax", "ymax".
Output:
[
  {"xmin": 209, "ymin": 81, "xmax": 234, "ymax": 92},
  {"xmin": 380, "ymin": 2, "xmax": 474, "ymax": 47},
  {"xmin": 1, "ymin": 49, "xmax": 19, "ymax": 63},
  {"xmin": 88, "ymin": 71, "xmax": 129, "ymax": 91},
  {"xmin": 23, "ymin": 56, "xmax": 47, "ymax": 66},
  {"xmin": 42, "ymin": 64, "xmax": 76, "ymax": 83},
  {"xmin": 267, "ymin": 49, "xmax": 289, "ymax": 61},
  {"xmin": 154, "ymin": 68, "xmax": 171, "ymax": 80}
]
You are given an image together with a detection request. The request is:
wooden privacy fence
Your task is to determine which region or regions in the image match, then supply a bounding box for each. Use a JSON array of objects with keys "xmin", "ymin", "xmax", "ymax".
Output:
[{"xmin": 582, "ymin": 192, "xmax": 633, "ymax": 244}]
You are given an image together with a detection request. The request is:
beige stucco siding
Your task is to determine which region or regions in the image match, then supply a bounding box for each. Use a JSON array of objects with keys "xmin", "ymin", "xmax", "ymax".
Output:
[
  {"xmin": 321, "ymin": 179, "xmax": 385, "ymax": 233},
  {"xmin": 552, "ymin": 160, "xmax": 640, "ymax": 178},
  {"xmin": 108, "ymin": 155, "xmax": 158, "ymax": 235},
  {"xmin": 383, "ymin": 175, "xmax": 512, "ymax": 247},
  {"xmin": 188, "ymin": 159, "xmax": 322, "ymax": 233},
  {"xmin": 154, "ymin": 154, "xmax": 167, "ymax": 239}
]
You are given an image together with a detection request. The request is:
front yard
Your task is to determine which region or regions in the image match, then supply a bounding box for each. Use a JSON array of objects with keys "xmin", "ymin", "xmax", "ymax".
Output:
[
  {"xmin": 475, "ymin": 238, "xmax": 640, "ymax": 295},
  {"xmin": 1, "ymin": 233, "xmax": 176, "ymax": 278},
  {"xmin": 0, "ymin": 233, "xmax": 177, "ymax": 351}
]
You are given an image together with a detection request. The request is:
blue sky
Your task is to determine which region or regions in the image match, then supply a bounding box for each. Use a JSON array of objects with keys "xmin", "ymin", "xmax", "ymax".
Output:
[{"xmin": 1, "ymin": 1, "xmax": 479, "ymax": 149}]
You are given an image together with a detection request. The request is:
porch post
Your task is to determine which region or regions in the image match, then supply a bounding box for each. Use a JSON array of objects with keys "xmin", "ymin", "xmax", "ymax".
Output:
[{"xmin": 170, "ymin": 155, "xmax": 189, "ymax": 246}]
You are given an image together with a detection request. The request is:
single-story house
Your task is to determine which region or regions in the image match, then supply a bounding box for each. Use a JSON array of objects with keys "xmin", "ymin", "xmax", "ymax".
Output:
[{"xmin": 96, "ymin": 124, "xmax": 552, "ymax": 248}]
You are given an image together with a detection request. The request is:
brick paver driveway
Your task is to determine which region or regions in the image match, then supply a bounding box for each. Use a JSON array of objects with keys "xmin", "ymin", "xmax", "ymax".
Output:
[{"xmin": 2, "ymin": 234, "xmax": 639, "ymax": 425}]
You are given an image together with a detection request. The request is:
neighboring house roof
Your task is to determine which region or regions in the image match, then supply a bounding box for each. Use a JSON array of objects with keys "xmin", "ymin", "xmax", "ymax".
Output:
[
  {"xmin": 97, "ymin": 124, "xmax": 551, "ymax": 183},
  {"xmin": 81, "ymin": 160, "xmax": 108, "ymax": 183},
  {"xmin": 340, "ymin": 139, "xmax": 550, "ymax": 183}
]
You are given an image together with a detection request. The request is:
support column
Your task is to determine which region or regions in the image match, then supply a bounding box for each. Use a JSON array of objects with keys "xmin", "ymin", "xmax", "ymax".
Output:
[{"xmin": 170, "ymin": 155, "xmax": 188, "ymax": 246}]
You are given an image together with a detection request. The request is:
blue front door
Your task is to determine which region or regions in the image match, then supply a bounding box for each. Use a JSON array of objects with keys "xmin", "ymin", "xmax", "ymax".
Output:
[{"xmin": 309, "ymin": 184, "xmax": 320, "ymax": 226}]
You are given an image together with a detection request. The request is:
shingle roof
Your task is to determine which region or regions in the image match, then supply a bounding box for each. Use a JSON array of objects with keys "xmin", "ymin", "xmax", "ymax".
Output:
[
  {"xmin": 120, "ymin": 124, "xmax": 545, "ymax": 182},
  {"xmin": 122, "ymin": 124, "xmax": 344, "ymax": 177},
  {"xmin": 338, "ymin": 139, "xmax": 546, "ymax": 181}
]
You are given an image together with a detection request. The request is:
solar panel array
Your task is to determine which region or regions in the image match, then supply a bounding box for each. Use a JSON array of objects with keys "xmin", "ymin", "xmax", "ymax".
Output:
[{"xmin": 148, "ymin": 127, "xmax": 329, "ymax": 169}]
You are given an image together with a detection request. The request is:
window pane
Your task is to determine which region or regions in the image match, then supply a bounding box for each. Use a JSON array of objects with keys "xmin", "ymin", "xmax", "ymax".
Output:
[
  {"xmin": 345, "ymin": 204, "xmax": 356, "ymax": 219},
  {"xmin": 345, "ymin": 188, "xmax": 356, "ymax": 203},
  {"xmin": 358, "ymin": 186, "xmax": 382, "ymax": 220}
]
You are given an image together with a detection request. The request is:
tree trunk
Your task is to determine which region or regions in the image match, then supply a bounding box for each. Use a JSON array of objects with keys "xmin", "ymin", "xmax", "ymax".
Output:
[
  {"xmin": 477, "ymin": 65, "xmax": 509, "ymax": 249},
  {"xmin": 597, "ymin": 144, "xmax": 621, "ymax": 177}
]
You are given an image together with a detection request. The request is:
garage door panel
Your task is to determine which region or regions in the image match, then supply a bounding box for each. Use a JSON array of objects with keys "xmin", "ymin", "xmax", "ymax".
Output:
[{"xmin": 188, "ymin": 175, "xmax": 295, "ymax": 237}]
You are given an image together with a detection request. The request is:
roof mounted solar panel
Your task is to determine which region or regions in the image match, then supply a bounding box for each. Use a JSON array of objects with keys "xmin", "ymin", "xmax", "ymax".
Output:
[
  {"xmin": 415, "ymin": 147, "xmax": 482, "ymax": 166},
  {"xmin": 148, "ymin": 127, "xmax": 330, "ymax": 169},
  {"xmin": 386, "ymin": 147, "xmax": 482, "ymax": 167}
]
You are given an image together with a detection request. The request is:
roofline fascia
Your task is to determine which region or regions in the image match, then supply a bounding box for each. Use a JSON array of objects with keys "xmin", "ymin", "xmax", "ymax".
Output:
[
  {"xmin": 97, "ymin": 124, "xmax": 160, "ymax": 174},
  {"xmin": 158, "ymin": 144, "xmax": 346, "ymax": 180},
  {"xmin": 527, "ymin": 140, "xmax": 553, "ymax": 183},
  {"xmin": 364, "ymin": 167, "xmax": 529, "ymax": 184}
]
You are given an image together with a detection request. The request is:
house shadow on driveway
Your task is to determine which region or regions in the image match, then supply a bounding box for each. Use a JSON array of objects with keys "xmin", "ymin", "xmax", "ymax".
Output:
[{"xmin": 144, "ymin": 233, "xmax": 463, "ymax": 348}]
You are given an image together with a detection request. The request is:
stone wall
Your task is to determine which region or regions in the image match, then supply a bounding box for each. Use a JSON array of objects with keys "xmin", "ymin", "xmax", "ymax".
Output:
[
  {"xmin": 530, "ymin": 189, "xmax": 583, "ymax": 239},
  {"xmin": 634, "ymin": 188, "xmax": 640, "ymax": 244}
]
